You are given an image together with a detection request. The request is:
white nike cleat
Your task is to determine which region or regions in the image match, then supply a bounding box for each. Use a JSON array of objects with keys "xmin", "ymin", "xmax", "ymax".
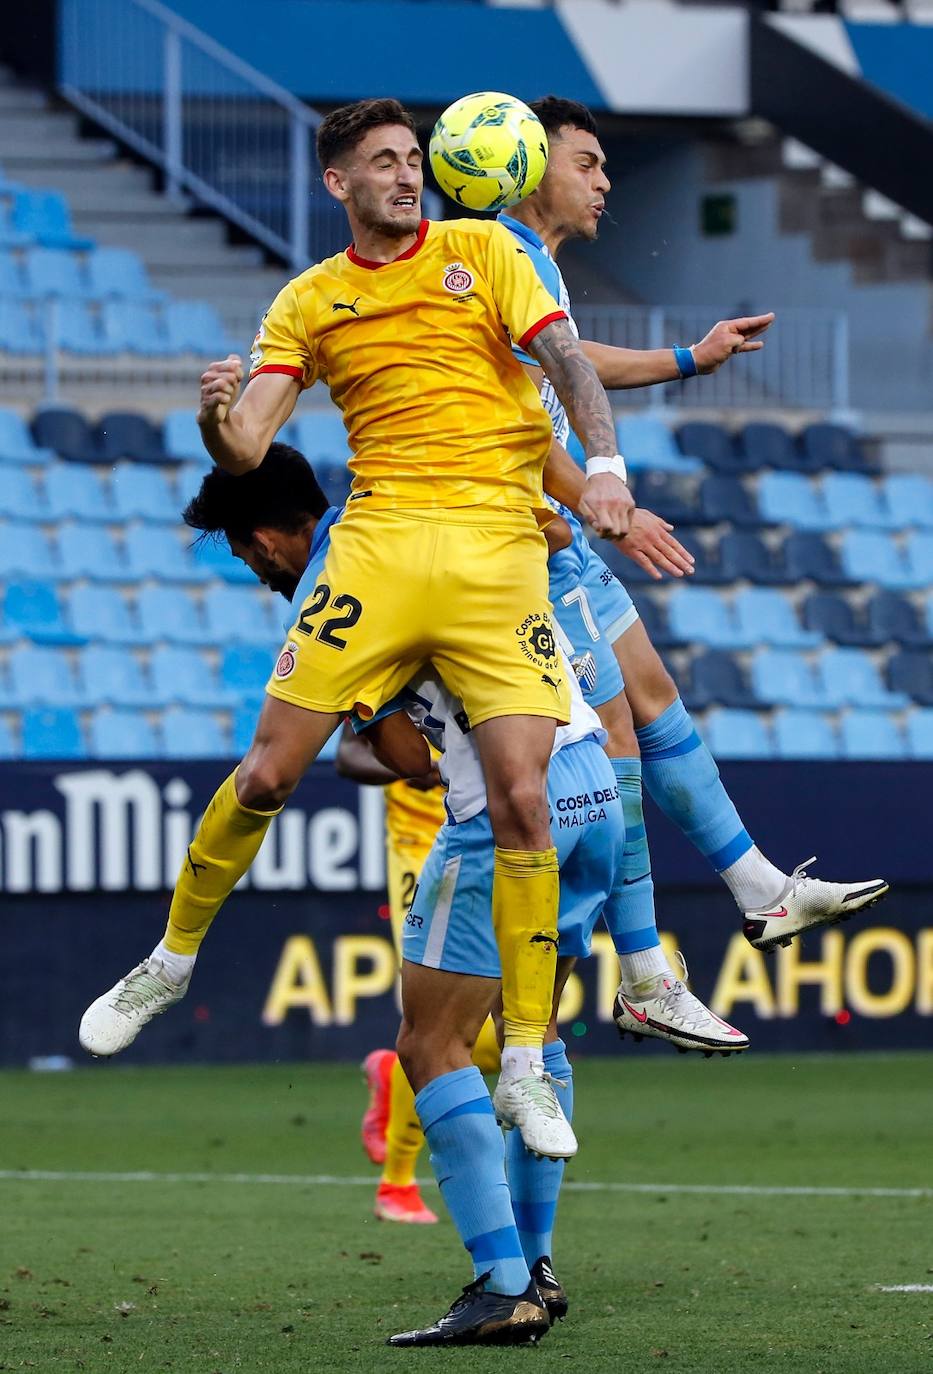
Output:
[
  {"xmin": 79, "ymin": 957, "xmax": 190, "ymax": 1057},
  {"xmin": 743, "ymin": 857, "xmax": 889, "ymax": 952},
  {"xmin": 613, "ymin": 974, "xmax": 749, "ymax": 1057},
  {"xmin": 492, "ymin": 1065, "xmax": 578, "ymax": 1161}
]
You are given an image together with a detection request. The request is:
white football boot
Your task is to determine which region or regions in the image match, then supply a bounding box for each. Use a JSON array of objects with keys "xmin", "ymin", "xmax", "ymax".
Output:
[
  {"xmin": 613, "ymin": 972, "xmax": 749, "ymax": 1057},
  {"xmin": 79, "ymin": 956, "xmax": 191, "ymax": 1057},
  {"xmin": 743, "ymin": 857, "xmax": 889, "ymax": 952},
  {"xmin": 492, "ymin": 1064, "xmax": 578, "ymax": 1161}
]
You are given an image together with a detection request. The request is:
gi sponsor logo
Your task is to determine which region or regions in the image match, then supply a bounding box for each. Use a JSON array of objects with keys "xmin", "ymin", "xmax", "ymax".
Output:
[
  {"xmin": 515, "ymin": 612, "xmax": 558, "ymax": 670},
  {"xmin": 442, "ymin": 261, "xmax": 474, "ymax": 294},
  {"xmin": 274, "ymin": 640, "xmax": 299, "ymax": 680}
]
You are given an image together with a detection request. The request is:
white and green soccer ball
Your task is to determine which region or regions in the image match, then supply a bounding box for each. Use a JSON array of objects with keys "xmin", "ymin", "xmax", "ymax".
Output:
[{"xmin": 429, "ymin": 91, "xmax": 549, "ymax": 213}]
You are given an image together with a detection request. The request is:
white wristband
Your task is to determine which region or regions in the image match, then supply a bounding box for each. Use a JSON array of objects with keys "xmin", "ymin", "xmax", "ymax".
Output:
[{"xmin": 585, "ymin": 453, "xmax": 628, "ymax": 485}]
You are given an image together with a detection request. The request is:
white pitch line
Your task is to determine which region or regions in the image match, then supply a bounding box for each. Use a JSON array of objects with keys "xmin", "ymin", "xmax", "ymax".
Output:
[
  {"xmin": 0, "ymin": 1170, "xmax": 930, "ymax": 1200},
  {"xmin": 875, "ymin": 1285, "xmax": 933, "ymax": 1293}
]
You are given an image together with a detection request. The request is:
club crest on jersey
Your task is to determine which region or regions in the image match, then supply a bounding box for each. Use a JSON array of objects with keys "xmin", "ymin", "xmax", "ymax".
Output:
[
  {"xmin": 274, "ymin": 640, "xmax": 299, "ymax": 679},
  {"xmin": 442, "ymin": 261, "xmax": 474, "ymax": 294},
  {"xmin": 515, "ymin": 612, "xmax": 559, "ymax": 671}
]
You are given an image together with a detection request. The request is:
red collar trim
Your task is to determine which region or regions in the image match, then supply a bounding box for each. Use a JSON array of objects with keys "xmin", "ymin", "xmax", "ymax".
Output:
[{"xmin": 346, "ymin": 219, "xmax": 429, "ymax": 269}]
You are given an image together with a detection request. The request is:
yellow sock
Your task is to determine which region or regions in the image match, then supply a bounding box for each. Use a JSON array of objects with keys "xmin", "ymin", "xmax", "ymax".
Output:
[
  {"xmin": 163, "ymin": 770, "xmax": 282, "ymax": 955},
  {"xmin": 471, "ymin": 1016, "xmax": 502, "ymax": 1074},
  {"xmin": 492, "ymin": 845, "xmax": 559, "ymax": 1048},
  {"xmin": 382, "ymin": 1055, "xmax": 425, "ymax": 1188}
]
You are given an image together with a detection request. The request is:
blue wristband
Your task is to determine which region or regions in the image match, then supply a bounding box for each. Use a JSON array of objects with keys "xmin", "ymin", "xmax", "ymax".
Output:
[{"xmin": 673, "ymin": 345, "xmax": 697, "ymax": 379}]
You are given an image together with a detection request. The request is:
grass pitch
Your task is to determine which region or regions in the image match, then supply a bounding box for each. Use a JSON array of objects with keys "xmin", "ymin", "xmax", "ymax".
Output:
[{"xmin": 1, "ymin": 1053, "xmax": 931, "ymax": 1373}]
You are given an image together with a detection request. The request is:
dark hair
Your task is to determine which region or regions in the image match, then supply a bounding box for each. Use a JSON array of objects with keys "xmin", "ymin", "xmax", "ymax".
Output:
[
  {"xmin": 183, "ymin": 442, "xmax": 329, "ymax": 547},
  {"xmin": 316, "ymin": 98, "xmax": 418, "ymax": 170},
  {"xmin": 529, "ymin": 96, "xmax": 598, "ymax": 141}
]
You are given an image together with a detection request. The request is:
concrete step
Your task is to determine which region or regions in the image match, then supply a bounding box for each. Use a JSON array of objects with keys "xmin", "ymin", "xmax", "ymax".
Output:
[
  {"xmin": 70, "ymin": 195, "xmax": 191, "ymax": 222},
  {"xmin": 0, "ymin": 86, "xmax": 48, "ymax": 112},
  {"xmin": 0, "ymin": 111, "xmax": 84, "ymax": 143},
  {"xmin": 146, "ymin": 243, "xmax": 266, "ymax": 275},
  {"xmin": 77, "ymin": 216, "xmax": 235, "ymax": 253},
  {"xmin": 12, "ymin": 160, "xmax": 157, "ymax": 197},
  {"xmin": 0, "ymin": 139, "xmax": 117, "ymax": 168}
]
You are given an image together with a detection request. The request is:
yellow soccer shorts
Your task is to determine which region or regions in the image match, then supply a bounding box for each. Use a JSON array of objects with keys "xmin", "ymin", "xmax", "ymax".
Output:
[
  {"xmin": 386, "ymin": 833, "xmax": 435, "ymax": 956},
  {"xmin": 266, "ymin": 504, "xmax": 571, "ymax": 728}
]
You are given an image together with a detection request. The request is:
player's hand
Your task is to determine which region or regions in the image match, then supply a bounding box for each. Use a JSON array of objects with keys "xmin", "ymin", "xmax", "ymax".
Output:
[
  {"xmin": 406, "ymin": 763, "xmax": 443, "ymax": 792},
  {"xmin": 580, "ymin": 472, "xmax": 635, "ymax": 540},
  {"xmin": 614, "ymin": 508, "xmax": 695, "ymax": 581},
  {"xmin": 692, "ymin": 314, "xmax": 775, "ymax": 375},
  {"xmin": 197, "ymin": 354, "xmax": 243, "ymax": 427}
]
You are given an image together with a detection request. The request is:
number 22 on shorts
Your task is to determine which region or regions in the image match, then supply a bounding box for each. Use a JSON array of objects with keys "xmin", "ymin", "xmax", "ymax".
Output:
[{"xmin": 296, "ymin": 583, "xmax": 363, "ymax": 650}]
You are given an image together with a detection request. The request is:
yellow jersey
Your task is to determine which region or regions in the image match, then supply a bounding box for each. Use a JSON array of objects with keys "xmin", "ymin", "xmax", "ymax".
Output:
[
  {"xmin": 384, "ymin": 778, "xmax": 447, "ymax": 853},
  {"xmin": 249, "ymin": 218, "xmax": 565, "ymax": 512}
]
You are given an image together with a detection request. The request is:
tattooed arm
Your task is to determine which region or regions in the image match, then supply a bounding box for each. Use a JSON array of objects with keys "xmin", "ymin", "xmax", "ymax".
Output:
[{"xmin": 527, "ymin": 318, "xmax": 634, "ymax": 538}]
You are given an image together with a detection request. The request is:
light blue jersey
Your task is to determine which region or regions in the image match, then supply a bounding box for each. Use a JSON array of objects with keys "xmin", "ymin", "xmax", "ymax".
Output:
[{"xmin": 283, "ymin": 505, "xmax": 342, "ymax": 635}]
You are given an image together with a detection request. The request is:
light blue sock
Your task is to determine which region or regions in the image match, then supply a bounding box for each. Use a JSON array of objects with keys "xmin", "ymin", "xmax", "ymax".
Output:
[
  {"xmin": 506, "ymin": 1040, "xmax": 573, "ymax": 1267},
  {"xmin": 602, "ymin": 757, "xmax": 661, "ymax": 956},
  {"xmin": 636, "ymin": 698, "xmax": 753, "ymax": 872},
  {"xmin": 416, "ymin": 1066, "xmax": 530, "ymax": 1296}
]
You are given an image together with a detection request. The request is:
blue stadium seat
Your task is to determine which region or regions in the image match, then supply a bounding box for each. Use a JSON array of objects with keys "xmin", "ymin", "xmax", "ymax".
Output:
[
  {"xmin": 176, "ymin": 462, "xmax": 211, "ymax": 511},
  {"xmin": 150, "ymin": 646, "xmax": 230, "ymax": 708},
  {"xmin": 803, "ymin": 592, "xmax": 869, "ymax": 647},
  {"xmin": 740, "ymin": 422, "xmax": 807, "ymax": 472},
  {"xmin": 866, "ymin": 591, "xmax": 928, "ymax": 647},
  {"xmin": 757, "ymin": 472, "xmax": 827, "ymax": 529},
  {"xmin": 44, "ymin": 464, "xmax": 113, "ymax": 522},
  {"xmin": 772, "ymin": 709, "xmax": 840, "ymax": 759},
  {"xmin": 884, "ymin": 474, "xmax": 933, "ymax": 530},
  {"xmin": 0, "ymin": 522, "xmax": 56, "ymax": 580},
  {"xmin": 163, "ymin": 410, "xmax": 206, "ymax": 463},
  {"xmin": 0, "ymin": 298, "xmax": 44, "ymax": 354},
  {"xmin": 720, "ymin": 531, "xmax": 787, "ymax": 585},
  {"xmin": 888, "ymin": 650, "xmax": 933, "ymax": 705},
  {"xmin": 0, "ymin": 408, "xmax": 54, "ymax": 465},
  {"xmin": 4, "ymin": 645, "xmax": 84, "ymax": 707},
  {"xmin": 88, "ymin": 708, "xmax": 159, "ymax": 759},
  {"xmin": 628, "ymin": 592, "xmax": 673, "ymax": 647},
  {"xmin": 21, "ymin": 706, "xmax": 86, "ymax": 759},
  {"xmin": 4, "ymin": 580, "xmax": 83, "ymax": 645},
  {"xmin": 905, "ymin": 532, "xmax": 933, "ymax": 587},
  {"xmin": 11, "ymin": 190, "xmax": 93, "ymax": 251},
  {"xmin": 698, "ymin": 476, "xmax": 758, "ymax": 527},
  {"xmin": 203, "ymin": 586, "xmax": 281, "ymax": 644},
  {"xmin": 165, "ymin": 300, "xmax": 227, "ymax": 354},
  {"xmin": 160, "ymin": 706, "xmax": 229, "ymax": 759},
  {"xmin": 666, "ymin": 587, "xmax": 749, "ymax": 649},
  {"xmin": 0, "ymin": 250, "xmax": 27, "ymax": 293},
  {"xmin": 691, "ymin": 650, "xmax": 759, "ymax": 709},
  {"xmin": 634, "ymin": 470, "xmax": 698, "ymax": 525},
  {"xmin": 57, "ymin": 300, "xmax": 115, "ymax": 356},
  {"xmin": 676, "ymin": 421, "xmax": 747, "ymax": 473},
  {"xmin": 750, "ymin": 649, "xmax": 828, "ymax": 708},
  {"xmin": 135, "ymin": 585, "xmax": 209, "ymax": 645},
  {"xmin": 703, "ymin": 708, "xmax": 774, "ymax": 759},
  {"xmin": 0, "ymin": 715, "xmax": 17, "ymax": 757},
  {"xmin": 24, "ymin": 247, "xmax": 89, "ymax": 297},
  {"xmin": 57, "ymin": 523, "xmax": 127, "ymax": 583},
  {"xmin": 0, "ymin": 468, "xmax": 46, "ymax": 520},
  {"xmin": 818, "ymin": 647, "xmax": 909, "ymax": 709},
  {"xmin": 820, "ymin": 473, "xmax": 893, "ymax": 531},
  {"xmin": 79, "ymin": 646, "xmax": 151, "ymax": 708},
  {"xmin": 102, "ymin": 299, "xmax": 174, "ymax": 355},
  {"xmin": 110, "ymin": 463, "xmax": 179, "ymax": 524},
  {"xmin": 616, "ymin": 414, "xmax": 702, "ymax": 473},
  {"xmin": 839, "ymin": 710, "xmax": 906, "ymax": 760},
  {"xmin": 783, "ymin": 531, "xmax": 853, "ymax": 587},
  {"xmin": 905, "ymin": 710, "xmax": 933, "ymax": 759},
  {"xmin": 86, "ymin": 247, "xmax": 160, "ymax": 301},
  {"xmin": 675, "ymin": 529, "xmax": 725, "ymax": 584},
  {"xmin": 97, "ymin": 411, "xmax": 165, "ymax": 464},
  {"xmin": 292, "ymin": 410, "xmax": 351, "ymax": 465},
  {"xmin": 32, "ymin": 407, "xmax": 100, "ymax": 463},
  {"xmin": 68, "ymin": 585, "xmax": 146, "ymax": 645},
  {"xmin": 221, "ymin": 644, "xmax": 273, "ymax": 702},
  {"xmin": 734, "ymin": 588, "xmax": 820, "ymax": 649},
  {"xmin": 839, "ymin": 531, "xmax": 915, "ymax": 590},
  {"xmin": 124, "ymin": 524, "xmax": 207, "ymax": 583},
  {"xmin": 232, "ymin": 702, "xmax": 257, "ymax": 754},
  {"xmin": 801, "ymin": 422, "xmax": 876, "ymax": 475},
  {"xmin": 192, "ymin": 534, "xmax": 255, "ymax": 584}
]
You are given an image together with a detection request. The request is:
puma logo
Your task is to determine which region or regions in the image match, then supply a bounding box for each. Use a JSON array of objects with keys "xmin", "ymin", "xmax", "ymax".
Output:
[
  {"xmin": 530, "ymin": 932, "xmax": 558, "ymax": 952},
  {"xmin": 332, "ymin": 296, "xmax": 362, "ymax": 316},
  {"xmin": 186, "ymin": 847, "xmax": 206, "ymax": 879},
  {"xmin": 541, "ymin": 673, "xmax": 561, "ymax": 692}
]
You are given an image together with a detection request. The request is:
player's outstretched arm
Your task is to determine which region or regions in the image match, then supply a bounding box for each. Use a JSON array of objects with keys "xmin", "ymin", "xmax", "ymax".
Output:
[
  {"xmin": 528, "ymin": 319, "xmax": 634, "ymax": 539},
  {"xmin": 580, "ymin": 314, "xmax": 775, "ymax": 390},
  {"xmin": 197, "ymin": 356, "xmax": 299, "ymax": 474}
]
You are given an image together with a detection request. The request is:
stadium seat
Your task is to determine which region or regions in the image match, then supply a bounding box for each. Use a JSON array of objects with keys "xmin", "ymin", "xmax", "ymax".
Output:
[
  {"xmin": 136, "ymin": 585, "xmax": 209, "ymax": 645},
  {"xmin": 866, "ymin": 591, "xmax": 928, "ymax": 647},
  {"xmin": 88, "ymin": 707, "xmax": 159, "ymax": 759},
  {"xmin": 68, "ymin": 585, "xmax": 146, "ymax": 645},
  {"xmin": 839, "ymin": 710, "xmax": 906, "ymax": 760},
  {"xmin": 203, "ymin": 586, "xmax": 281, "ymax": 645},
  {"xmin": 783, "ymin": 531, "xmax": 854, "ymax": 587},
  {"xmin": 803, "ymin": 592, "xmax": 869, "ymax": 647},
  {"xmin": 4, "ymin": 580, "xmax": 83, "ymax": 645},
  {"xmin": 772, "ymin": 709, "xmax": 840, "ymax": 760},
  {"xmin": 124, "ymin": 524, "xmax": 207, "ymax": 583},
  {"xmin": 0, "ymin": 522, "xmax": 57, "ymax": 580},
  {"xmin": 150, "ymin": 646, "xmax": 230, "ymax": 708},
  {"xmin": 691, "ymin": 650, "xmax": 759, "ymax": 709},
  {"xmin": 616, "ymin": 414, "xmax": 701, "ymax": 473},
  {"xmin": 740, "ymin": 422, "xmax": 807, "ymax": 472},
  {"xmin": 193, "ymin": 535, "xmax": 255, "ymax": 584},
  {"xmin": 292, "ymin": 410, "xmax": 352, "ymax": 465},
  {"xmin": 905, "ymin": 709, "xmax": 933, "ymax": 759},
  {"xmin": 164, "ymin": 300, "xmax": 227, "ymax": 355},
  {"xmin": 0, "ymin": 715, "xmax": 17, "ymax": 757},
  {"xmin": 32, "ymin": 407, "xmax": 100, "ymax": 463},
  {"xmin": 0, "ymin": 250, "xmax": 26, "ymax": 295},
  {"xmin": 57, "ymin": 300, "xmax": 114, "ymax": 356},
  {"xmin": 666, "ymin": 587, "xmax": 749, "ymax": 649},
  {"xmin": 97, "ymin": 411, "xmax": 166, "ymax": 464},
  {"xmin": 820, "ymin": 473, "xmax": 893, "ymax": 531},
  {"xmin": 220, "ymin": 644, "xmax": 274, "ymax": 702},
  {"xmin": 80, "ymin": 645, "xmax": 152, "ymax": 708},
  {"xmin": 4, "ymin": 645, "xmax": 84, "ymax": 707},
  {"xmin": 86, "ymin": 247, "xmax": 160, "ymax": 301},
  {"xmin": 102, "ymin": 299, "xmax": 174, "ymax": 356},
  {"xmin": 676, "ymin": 421, "xmax": 747, "ymax": 473},
  {"xmin": 698, "ymin": 476, "xmax": 759, "ymax": 527},
  {"xmin": 888, "ymin": 650, "xmax": 933, "ymax": 705},
  {"xmin": 110, "ymin": 463, "xmax": 179, "ymax": 524},
  {"xmin": 57, "ymin": 523, "xmax": 128, "ymax": 583},
  {"xmin": 757, "ymin": 472, "xmax": 827, "ymax": 529},
  {"xmin": 44, "ymin": 464, "xmax": 113, "ymax": 522},
  {"xmin": 884, "ymin": 474, "xmax": 933, "ymax": 530},
  {"xmin": 673, "ymin": 529, "xmax": 724, "ymax": 584},
  {"xmin": 232, "ymin": 702, "xmax": 257, "ymax": 754},
  {"xmin": 0, "ymin": 468, "xmax": 46, "ymax": 521},
  {"xmin": 0, "ymin": 298, "xmax": 44, "ymax": 354},
  {"xmin": 750, "ymin": 649, "xmax": 827, "ymax": 709},
  {"xmin": 720, "ymin": 531, "xmax": 787, "ymax": 585},
  {"xmin": 628, "ymin": 592, "xmax": 674, "ymax": 647},
  {"xmin": 634, "ymin": 471, "xmax": 698, "ymax": 525},
  {"xmin": 704, "ymin": 708, "xmax": 774, "ymax": 759},
  {"xmin": 818, "ymin": 647, "xmax": 909, "ymax": 709},
  {"xmin": 11, "ymin": 190, "xmax": 93, "ymax": 251},
  {"xmin": 904, "ymin": 532, "xmax": 933, "ymax": 587},
  {"xmin": 734, "ymin": 588, "xmax": 820, "ymax": 649},
  {"xmin": 24, "ymin": 246, "xmax": 89, "ymax": 298},
  {"xmin": 163, "ymin": 410, "xmax": 206, "ymax": 464},
  {"xmin": 160, "ymin": 706, "xmax": 230, "ymax": 758},
  {"xmin": 801, "ymin": 422, "xmax": 877, "ymax": 475},
  {"xmin": 21, "ymin": 706, "xmax": 86, "ymax": 759},
  {"xmin": 0, "ymin": 408, "xmax": 54, "ymax": 465},
  {"xmin": 839, "ymin": 531, "xmax": 915, "ymax": 590}
]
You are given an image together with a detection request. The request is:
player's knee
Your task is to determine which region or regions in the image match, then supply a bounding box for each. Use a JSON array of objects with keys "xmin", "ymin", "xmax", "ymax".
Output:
[
  {"xmin": 235, "ymin": 751, "xmax": 299, "ymax": 811},
  {"xmin": 487, "ymin": 775, "xmax": 550, "ymax": 846}
]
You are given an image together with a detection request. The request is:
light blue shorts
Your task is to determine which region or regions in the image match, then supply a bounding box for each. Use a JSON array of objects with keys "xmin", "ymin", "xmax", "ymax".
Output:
[
  {"xmin": 403, "ymin": 737, "xmax": 624, "ymax": 977},
  {"xmin": 550, "ymin": 537, "xmax": 638, "ymax": 710}
]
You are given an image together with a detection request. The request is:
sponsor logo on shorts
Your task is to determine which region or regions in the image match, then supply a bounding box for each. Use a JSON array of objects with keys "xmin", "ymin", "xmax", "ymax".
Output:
[
  {"xmin": 442, "ymin": 261, "xmax": 474, "ymax": 294},
  {"xmin": 554, "ymin": 786, "xmax": 618, "ymax": 830},
  {"xmin": 515, "ymin": 612, "xmax": 560, "ymax": 674},
  {"xmin": 274, "ymin": 640, "xmax": 299, "ymax": 679},
  {"xmin": 405, "ymin": 911, "xmax": 424, "ymax": 929}
]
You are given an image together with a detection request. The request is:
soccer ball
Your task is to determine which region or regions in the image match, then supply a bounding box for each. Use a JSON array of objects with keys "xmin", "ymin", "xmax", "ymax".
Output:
[{"xmin": 429, "ymin": 92, "xmax": 549, "ymax": 213}]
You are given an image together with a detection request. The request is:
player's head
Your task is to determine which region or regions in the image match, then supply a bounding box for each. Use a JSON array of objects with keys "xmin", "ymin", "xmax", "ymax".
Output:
[
  {"xmin": 317, "ymin": 98, "xmax": 423, "ymax": 239},
  {"xmin": 183, "ymin": 442, "xmax": 329, "ymax": 599},
  {"xmin": 526, "ymin": 96, "xmax": 609, "ymax": 242}
]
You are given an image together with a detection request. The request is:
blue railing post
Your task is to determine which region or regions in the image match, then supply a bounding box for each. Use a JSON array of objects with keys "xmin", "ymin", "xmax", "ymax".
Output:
[
  {"xmin": 647, "ymin": 306, "xmax": 666, "ymax": 411},
  {"xmin": 290, "ymin": 114, "xmax": 310, "ymax": 271},
  {"xmin": 832, "ymin": 311, "xmax": 851, "ymax": 416},
  {"xmin": 163, "ymin": 26, "xmax": 183, "ymax": 202}
]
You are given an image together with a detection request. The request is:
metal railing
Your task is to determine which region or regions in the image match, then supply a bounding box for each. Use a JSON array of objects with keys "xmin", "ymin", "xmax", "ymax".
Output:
[{"xmin": 58, "ymin": 0, "xmax": 347, "ymax": 270}]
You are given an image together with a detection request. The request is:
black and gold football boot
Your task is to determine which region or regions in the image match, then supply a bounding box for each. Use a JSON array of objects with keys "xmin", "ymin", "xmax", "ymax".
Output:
[
  {"xmin": 531, "ymin": 1255, "xmax": 568, "ymax": 1323},
  {"xmin": 386, "ymin": 1271, "xmax": 550, "ymax": 1347}
]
